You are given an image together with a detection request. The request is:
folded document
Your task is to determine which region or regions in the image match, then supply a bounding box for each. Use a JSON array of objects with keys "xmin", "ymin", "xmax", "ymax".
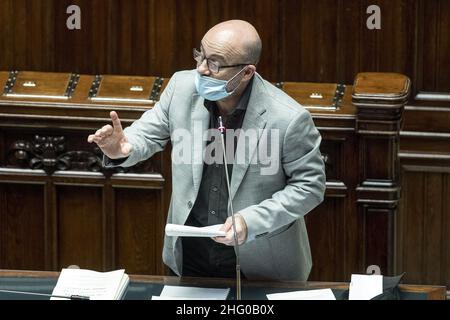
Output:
[{"xmin": 165, "ymin": 224, "xmax": 226, "ymax": 237}]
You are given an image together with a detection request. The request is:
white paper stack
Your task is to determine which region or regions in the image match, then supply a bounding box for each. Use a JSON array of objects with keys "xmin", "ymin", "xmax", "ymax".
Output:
[
  {"xmin": 51, "ymin": 268, "xmax": 129, "ymax": 300},
  {"xmin": 165, "ymin": 224, "xmax": 226, "ymax": 237}
]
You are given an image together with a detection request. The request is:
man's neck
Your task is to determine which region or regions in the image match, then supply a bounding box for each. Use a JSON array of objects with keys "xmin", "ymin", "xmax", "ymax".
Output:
[{"xmin": 216, "ymin": 83, "xmax": 248, "ymax": 116}]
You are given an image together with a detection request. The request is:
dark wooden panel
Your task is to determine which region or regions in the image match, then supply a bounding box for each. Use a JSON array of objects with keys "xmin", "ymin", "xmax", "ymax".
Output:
[
  {"xmin": 362, "ymin": 137, "xmax": 395, "ymax": 180},
  {"xmin": 57, "ymin": 186, "xmax": 103, "ymax": 270},
  {"xmin": 398, "ymin": 170, "xmax": 424, "ymax": 284},
  {"xmin": 0, "ymin": 0, "xmax": 55, "ymax": 71},
  {"xmin": 115, "ymin": 188, "xmax": 163, "ymax": 274},
  {"xmin": 281, "ymin": 0, "xmax": 339, "ymax": 83},
  {"xmin": 419, "ymin": 0, "xmax": 450, "ymax": 93},
  {"xmin": 0, "ymin": 0, "xmax": 447, "ymax": 99},
  {"xmin": 403, "ymin": 107, "xmax": 450, "ymax": 133},
  {"xmin": 53, "ymin": 0, "xmax": 109, "ymax": 74},
  {"xmin": 444, "ymin": 174, "xmax": 450, "ymax": 286},
  {"xmin": 364, "ymin": 208, "xmax": 392, "ymax": 274},
  {"xmin": 423, "ymin": 173, "xmax": 443, "ymax": 285},
  {"xmin": 397, "ymin": 168, "xmax": 450, "ymax": 286},
  {"xmin": 306, "ymin": 198, "xmax": 345, "ymax": 282},
  {"xmin": 10, "ymin": 0, "xmax": 280, "ymax": 80},
  {"xmin": 359, "ymin": 0, "xmax": 414, "ymax": 74},
  {"xmin": 0, "ymin": 183, "xmax": 45, "ymax": 269}
]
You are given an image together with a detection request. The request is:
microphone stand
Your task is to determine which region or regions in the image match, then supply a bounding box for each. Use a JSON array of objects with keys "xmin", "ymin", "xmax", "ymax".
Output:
[
  {"xmin": 0, "ymin": 288, "xmax": 90, "ymax": 300},
  {"xmin": 217, "ymin": 116, "xmax": 241, "ymax": 301}
]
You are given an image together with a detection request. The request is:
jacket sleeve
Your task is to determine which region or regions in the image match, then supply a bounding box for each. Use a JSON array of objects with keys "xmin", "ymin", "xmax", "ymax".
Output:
[
  {"xmin": 103, "ymin": 73, "xmax": 177, "ymax": 168},
  {"xmin": 239, "ymin": 110, "xmax": 326, "ymax": 242}
]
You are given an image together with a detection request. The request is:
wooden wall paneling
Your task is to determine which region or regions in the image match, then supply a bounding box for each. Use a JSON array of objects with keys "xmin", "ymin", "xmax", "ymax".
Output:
[
  {"xmin": 0, "ymin": 0, "xmax": 56, "ymax": 71},
  {"xmin": 0, "ymin": 183, "xmax": 46, "ymax": 270},
  {"xmin": 114, "ymin": 188, "xmax": 161, "ymax": 274},
  {"xmin": 413, "ymin": 0, "xmax": 450, "ymax": 103},
  {"xmin": 45, "ymin": 178, "xmax": 57, "ymax": 270},
  {"xmin": 56, "ymin": 185, "xmax": 104, "ymax": 270},
  {"xmin": 0, "ymin": 0, "xmax": 13, "ymax": 70},
  {"xmin": 436, "ymin": 0, "xmax": 450, "ymax": 92},
  {"xmin": 306, "ymin": 198, "xmax": 345, "ymax": 282},
  {"xmin": 337, "ymin": 0, "xmax": 363, "ymax": 85},
  {"xmin": 398, "ymin": 169, "xmax": 428, "ymax": 284},
  {"xmin": 149, "ymin": 0, "xmax": 177, "ymax": 77},
  {"xmin": 53, "ymin": 0, "xmax": 108, "ymax": 74},
  {"xmin": 171, "ymin": 0, "xmax": 208, "ymax": 74},
  {"xmin": 219, "ymin": 0, "xmax": 281, "ymax": 81},
  {"xmin": 359, "ymin": 0, "xmax": 413, "ymax": 74},
  {"xmin": 444, "ymin": 174, "xmax": 450, "ymax": 288},
  {"xmin": 340, "ymin": 134, "xmax": 362, "ymax": 279},
  {"xmin": 363, "ymin": 136, "xmax": 396, "ymax": 179},
  {"xmin": 419, "ymin": 0, "xmax": 450, "ymax": 93},
  {"xmin": 103, "ymin": 179, "xmax": 114, "ymax": 271},
  {"xmin": 280, "ymin": 0, "xmax": 340, "ymax": 83},
  {"xmin": 402, "ymin": 107, "xmax": 450, "ymax": 133},
  {"xmin": 364, "ymin": 207, "xmax": 393, "ymax": 274},
  {"xmin": 423, "ymin": 172, "xmax": 443, "ymax": 285},
  {"xmin": 306, "ymin": 128, "xmax": 359, "ymax": 282}
]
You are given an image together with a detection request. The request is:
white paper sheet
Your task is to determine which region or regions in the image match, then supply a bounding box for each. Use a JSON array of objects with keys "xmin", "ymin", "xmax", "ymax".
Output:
[
  {"xmin": 349, "ymin": 274, "xmax": 383, "ymax": 300},
  {"xmin": 151, "ymin": 285, "xmax": 230, "ymax": 300},
  {"xmin": 267, "ymin": 288, "xmax": 336, "ymax": 300},
  {"xmin": 165, "ymin": 224, "xmax": 226, "ymax": 237}
]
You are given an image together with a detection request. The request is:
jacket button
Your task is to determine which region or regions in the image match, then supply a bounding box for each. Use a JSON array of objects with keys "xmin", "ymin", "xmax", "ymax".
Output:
[{"xmin": 187, "ymin": 201, "xmax": 193, "ymax": 209}]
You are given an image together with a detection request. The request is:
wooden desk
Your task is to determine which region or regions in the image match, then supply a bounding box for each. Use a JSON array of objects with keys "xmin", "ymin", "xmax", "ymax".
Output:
[{"xmin": 0, "ymin": 270, "xmax": 445, "ymax": 300}]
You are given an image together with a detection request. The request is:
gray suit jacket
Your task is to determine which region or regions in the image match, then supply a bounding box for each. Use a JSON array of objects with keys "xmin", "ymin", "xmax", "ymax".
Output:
[{"xmin": 108, "ymin": 70, "xmax": 326, "ymax": 281}]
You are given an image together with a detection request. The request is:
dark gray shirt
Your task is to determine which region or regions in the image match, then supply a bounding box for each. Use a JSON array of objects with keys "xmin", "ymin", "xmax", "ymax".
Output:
[{"xmin": 182, "ymin": 80, "xmax": 253, "ymax": 278}]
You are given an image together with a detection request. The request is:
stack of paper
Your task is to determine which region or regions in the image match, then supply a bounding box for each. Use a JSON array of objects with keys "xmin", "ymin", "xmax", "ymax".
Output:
[
  {"xmin": 266, "ymin": 288, "xmax": 336, "ymax": 300},
  {"xmin": 152, "ymin": 285, "xmax": 230, "ymax": 300},
  {"xmin": 51, "ymin": 268, "xmax": 129, "ymax": 300},
  {"xmin": 165, "ymin": 224, "xmax": 226, "ymax": 237}
]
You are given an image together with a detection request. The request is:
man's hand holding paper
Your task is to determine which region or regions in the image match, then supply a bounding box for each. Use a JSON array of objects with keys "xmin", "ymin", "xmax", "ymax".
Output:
[{"xmin": 213, "ymin": 213, "xmax": 248, "ymax": 246}]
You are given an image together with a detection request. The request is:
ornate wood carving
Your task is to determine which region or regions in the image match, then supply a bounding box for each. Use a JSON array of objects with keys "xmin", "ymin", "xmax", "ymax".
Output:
[{"xmin": 8, "ymin": 135, "xmax": 101, "ymax": 175}]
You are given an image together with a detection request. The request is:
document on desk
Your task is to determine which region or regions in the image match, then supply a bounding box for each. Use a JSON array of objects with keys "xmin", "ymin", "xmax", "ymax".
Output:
[
  {"xmin": 267, "ymin": 288, "xmax": 336, "ymax": 300},
  {"xmin": 151, "ymin": 285, "xmax": 230, "ymax": 300},
  {"xmin": 349, "ymin": 274, "xmax": 383, "ymax": 300},
  {"xmin": 165, "ymin": 224, "xmax": 226, "ymax": 237},
  {"xmin": 51, "ymin": 268, "xmax": 129, "ymax": 300}
]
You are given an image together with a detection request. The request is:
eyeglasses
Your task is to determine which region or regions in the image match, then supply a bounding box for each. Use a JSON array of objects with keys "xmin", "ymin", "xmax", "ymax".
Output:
[{"xmin": 193, "ymin": 48, "xmax": 248, "ymax": 74}]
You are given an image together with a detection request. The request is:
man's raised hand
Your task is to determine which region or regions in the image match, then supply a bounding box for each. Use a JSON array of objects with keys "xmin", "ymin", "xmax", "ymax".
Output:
[{"xmin": 87, "ymin": 111, "xmax": 132, "ymax": 159}]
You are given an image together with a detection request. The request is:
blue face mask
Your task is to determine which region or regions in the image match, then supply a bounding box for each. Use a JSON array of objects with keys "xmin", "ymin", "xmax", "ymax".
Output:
[{"xmin": 195, "ymin": 68, "xmax": 245, "ymax": 101}]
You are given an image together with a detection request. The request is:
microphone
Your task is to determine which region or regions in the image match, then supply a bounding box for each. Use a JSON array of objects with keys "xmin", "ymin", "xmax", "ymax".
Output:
[
  {"xmin": 0, "ymin": 288, "xmax": 90, "ymax": 300},
  {"xmin": 217, "ymin": 116, "xmax": 242, "ymax": 301}
]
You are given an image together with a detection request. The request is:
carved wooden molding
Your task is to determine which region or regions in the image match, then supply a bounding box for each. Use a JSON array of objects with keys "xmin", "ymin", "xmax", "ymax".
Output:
[{"xmin": 8, "ymin": 135, "xmax": 102, "ymax": 175}]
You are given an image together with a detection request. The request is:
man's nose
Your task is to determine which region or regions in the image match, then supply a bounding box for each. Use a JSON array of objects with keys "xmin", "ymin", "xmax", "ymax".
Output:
[{"xmin": 197, "ymin": 59, "xmax": 211, "ymax": 76}]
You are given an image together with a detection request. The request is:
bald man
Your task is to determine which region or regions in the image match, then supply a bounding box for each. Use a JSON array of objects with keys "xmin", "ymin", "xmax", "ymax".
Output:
[{"xmin": 88, "ymin": 20, "xmax": 325, "ymax": 281}]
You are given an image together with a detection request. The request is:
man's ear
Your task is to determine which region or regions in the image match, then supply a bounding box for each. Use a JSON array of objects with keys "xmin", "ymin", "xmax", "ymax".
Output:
[{"xmin": 243, "ymin": 65, "xmax": 256, "ymax": 81}]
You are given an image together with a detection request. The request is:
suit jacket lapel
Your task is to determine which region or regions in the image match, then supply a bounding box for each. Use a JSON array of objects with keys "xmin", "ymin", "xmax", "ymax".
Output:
[
  {"xmin": 191, "ymin": 94, "xmax": 209, "ymax": 196},
  {"xmin": 230, "ymin": 76, "xmax": 267, "ymax": 200}
]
